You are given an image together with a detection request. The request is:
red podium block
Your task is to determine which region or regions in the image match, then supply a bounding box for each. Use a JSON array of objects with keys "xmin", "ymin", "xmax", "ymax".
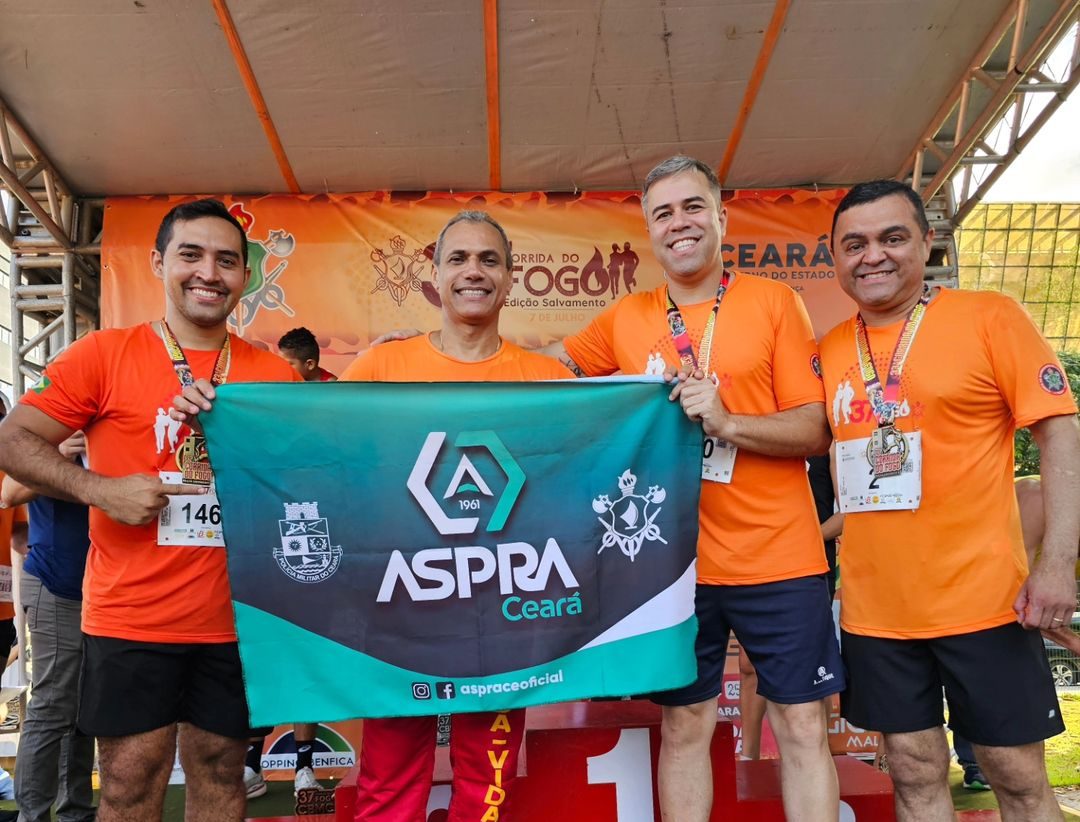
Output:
[{"xmin": 335, "ymin": 700, "xmax": 896, "ymax": 821}]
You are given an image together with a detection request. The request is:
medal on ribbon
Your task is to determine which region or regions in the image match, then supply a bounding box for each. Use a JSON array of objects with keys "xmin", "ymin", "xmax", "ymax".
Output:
[
  {"xmin": 866, "ymin": 425, "xmax": 908, "ymax": 479},
  {"xmin": 177, "ymin": 434, "xmax": 214, "ymax": 486},
  {"xmin": 159, "ymin": 321, "xmax": 231, "ymax": 486},
  {"xmin": 854, "ymin": 285, "xmax": 931, "ymax": 479},
  {"xmin": 666, "ymin": 270, "xmax": 732, "ymax": 372}
]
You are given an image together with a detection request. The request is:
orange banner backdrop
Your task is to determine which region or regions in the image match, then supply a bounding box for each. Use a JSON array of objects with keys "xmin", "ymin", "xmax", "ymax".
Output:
[{"xmin": 102, "ymin": 190, "xmax": 854, "ymax": 373}]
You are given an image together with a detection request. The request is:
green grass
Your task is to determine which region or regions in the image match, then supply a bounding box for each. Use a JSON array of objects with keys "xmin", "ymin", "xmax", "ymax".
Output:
[
  {"xmin": 1048, "ymin": 693, "xmax": 1080, "ymax": 788},
  {"xmin": 947, "ymin": 692, "xmax": 1080, "ymax": 819}
]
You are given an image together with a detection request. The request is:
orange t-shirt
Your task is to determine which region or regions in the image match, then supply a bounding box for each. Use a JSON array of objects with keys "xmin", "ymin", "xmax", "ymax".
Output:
[
  {"xmin": 21, "ymin": 323, "xmax": 301, "ymax": 643},
  {"xmin": 0, "ymin": 485, "xmax": 27, "ymax": 622},
  {"xmin": 819, "ymin": 289, "xmax": 1078, "ymax": 639},
  {"xmin": 563, "ymin": 274, "xmax": 828, "ymax": 585},
  {"xmin": 341, "ymin": 335, "xmax": 573, "ymax": 382}
]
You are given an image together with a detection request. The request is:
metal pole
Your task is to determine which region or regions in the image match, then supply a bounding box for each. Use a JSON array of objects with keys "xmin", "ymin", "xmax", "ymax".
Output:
[
  {"xmin": 9, "ymin": 256, "xmax": 23, "ymax": 396},
  {"xmin": 1008, "ymin": 0, "xmax": 1030, "ymax": 74},
  {"xmin": 61, "ymin": 252, "xmax": 75, "ymax": 347}
]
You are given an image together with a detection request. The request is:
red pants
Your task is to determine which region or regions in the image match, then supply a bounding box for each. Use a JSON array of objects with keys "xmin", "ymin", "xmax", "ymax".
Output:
[{"xmin": 355, "ymin": 709, "xmax": 525, "ymax": 822}]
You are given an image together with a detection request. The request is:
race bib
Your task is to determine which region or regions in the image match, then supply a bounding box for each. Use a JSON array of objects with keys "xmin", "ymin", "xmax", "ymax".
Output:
[
  {"xmin": 702, "ymin": 436, "xmax": 737, "ymax": 484},
  {"xmin": 0, "ymin": 566, "xmax": 11, "ymax": 603},
  {"xmin": 837, "ymin": 432, "xmax": 922, "ymax": 512},
  {"xmin": 157, "ymin": 471, "xmax": 226, "ymax": 547}
]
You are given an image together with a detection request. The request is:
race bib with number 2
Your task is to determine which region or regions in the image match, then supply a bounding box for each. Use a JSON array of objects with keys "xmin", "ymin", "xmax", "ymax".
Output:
[{"xmin": 836, "ymin": 432, "xmax": 922, "ymax": 512}]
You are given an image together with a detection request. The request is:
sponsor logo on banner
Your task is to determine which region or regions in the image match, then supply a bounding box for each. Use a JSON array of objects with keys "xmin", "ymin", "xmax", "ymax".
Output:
[
  {"xmin": 592, "ymin": 470, "xmax": 668, "ymax": 561},
  {"xmin": 261, "ymin": 725, "xmax": 356, "ymax": 771},
  {"xmin": 375, "ymin": 237, "xmax": 643, "ymax": 313},
  {"xmin": 273, "ymin": 502, "xmax": 343, "ymax": 583},
  {"xmin": 227, "ymin": 203, "xmax": 296, "ymax": 336},
  {"xmin": 503, "ymin": 243, "xmax": 641, "ymax": 310},
  {"xmin": 721, "ymin": 235, "xmax": 836, "ymax": 294},
  {"xmin": 371, "ymin": 235, "xmax": 430, "ymax": 307},
  {"xmin": 827, "ymin": 711, "xmax": 880, "ymax": 758}
]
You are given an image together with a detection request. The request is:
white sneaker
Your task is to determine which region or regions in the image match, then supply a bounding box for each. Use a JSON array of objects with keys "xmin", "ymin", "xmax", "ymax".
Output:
[
  {"xmin": 294, "ymin": 765, "xmax": 322, "ymax": 793},
  {"xmin": 244, "ymin": 766, "xmax": 267, "ymax": 799}
]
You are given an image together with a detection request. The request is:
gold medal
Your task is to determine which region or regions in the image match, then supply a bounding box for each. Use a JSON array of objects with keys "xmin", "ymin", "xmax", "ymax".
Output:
[
  {"xmin": 177, "ymin": 434, "xmax": 214, "ymax": 486},
  {"xmin": 866, "ymin": 425, "xmax": 908, "ymax": 479},
  {"xmin": 158, "ymin": 321, "xmax": 231, "ymax": 487}
]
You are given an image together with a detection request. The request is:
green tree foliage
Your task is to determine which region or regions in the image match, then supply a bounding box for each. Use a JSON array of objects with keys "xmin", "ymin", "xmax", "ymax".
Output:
[{"xmin": 1015, "ymin": 352, "xmax": 1080, "ymax": 475}]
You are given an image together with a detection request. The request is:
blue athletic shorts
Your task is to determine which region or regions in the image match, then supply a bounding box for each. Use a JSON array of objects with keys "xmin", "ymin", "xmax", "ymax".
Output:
[{"xmin": 652, "ymin": 574, "xmax": 845, "ymax": 706}]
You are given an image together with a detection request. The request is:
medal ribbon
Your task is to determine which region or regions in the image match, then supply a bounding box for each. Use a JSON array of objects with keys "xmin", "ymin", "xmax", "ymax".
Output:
[
  {"xmin": 854, "ymin": 284, "xmax": 931, "ymax": 426},
  {"xmin": 666, "ymin": 270, "xmax": 732, "ymax": 372},
  {"xmin": 159, "ymin": 321, "xmax": 231, "ymax": 388}
]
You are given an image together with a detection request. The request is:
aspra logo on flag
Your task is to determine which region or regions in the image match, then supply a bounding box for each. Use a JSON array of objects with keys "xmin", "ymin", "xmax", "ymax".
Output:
[{"xmin": 407, "ymin": 431, "xmax": 525, "ymax": 536}]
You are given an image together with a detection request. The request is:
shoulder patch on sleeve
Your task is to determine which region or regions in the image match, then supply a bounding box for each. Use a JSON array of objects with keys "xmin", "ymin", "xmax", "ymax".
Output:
[{"xmin": 1038, "ymin": 363, "xmax": 1067, "ymax": 395}]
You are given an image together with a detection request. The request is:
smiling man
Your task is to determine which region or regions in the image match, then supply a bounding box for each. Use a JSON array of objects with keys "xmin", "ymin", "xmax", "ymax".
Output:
[
  {"xmin": 338, "ymin": 211, "xmax": 572, "ymax": 821},
  {"xmin": 546, "ymin": 156, "xmax": 841, "ymax": 822},
  {"xmin": 0, "ymin": 199, "xmax": 299, "ymax": 822},
  {"xmin": 819, "ymin": 180, "xmax": 1079, "ymax": 822}
]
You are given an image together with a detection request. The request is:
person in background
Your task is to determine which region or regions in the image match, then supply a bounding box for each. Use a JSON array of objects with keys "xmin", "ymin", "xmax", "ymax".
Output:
[
  {"xmin": 2, "ymin": 430, "xmax": 95, "ymax": 822},
  {"xmin": 278, "ymin": 327, "xmax": 336, "ymax": 382}
]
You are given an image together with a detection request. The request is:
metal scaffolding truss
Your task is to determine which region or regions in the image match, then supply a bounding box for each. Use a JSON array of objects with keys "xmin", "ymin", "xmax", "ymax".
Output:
[
  {"xmin": 902, "ymin": 0, "xmax": 1080, "ymax": 223},
  {"xmin": 0, "ymin": 96, "xmax": 100, "ymax": 396},
  {"xmin": 895, "ymin": 0, "xmax": 1080, "ymax": 292}
]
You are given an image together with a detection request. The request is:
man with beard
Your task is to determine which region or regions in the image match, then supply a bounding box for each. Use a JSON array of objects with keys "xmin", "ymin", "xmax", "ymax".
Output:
[{"xmin": 0, "ymin": 199, "xmax": 299, "ymax": 822}]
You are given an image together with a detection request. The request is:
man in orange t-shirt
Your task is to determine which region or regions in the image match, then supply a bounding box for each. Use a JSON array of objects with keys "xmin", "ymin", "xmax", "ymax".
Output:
[
  {"xmin": 340, "ymin": 211, "xmax": 571, "ymax": 822},
  {"xmin": 0, "ymin": 199, "xmax": 299, "ymax": 822},
  {"xmin": 822, "ymin": 180, "xmax": 1079, "ymax": 822},
  {"xmin": 547, "ymin": 156, "xmax": 840, "ymax": 822}
]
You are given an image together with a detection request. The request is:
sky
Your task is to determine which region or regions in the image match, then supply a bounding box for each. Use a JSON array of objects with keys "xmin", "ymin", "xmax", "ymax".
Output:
[{"xmin": 984, "ymin": 64, "xmax": 1080, "ymax": 202}]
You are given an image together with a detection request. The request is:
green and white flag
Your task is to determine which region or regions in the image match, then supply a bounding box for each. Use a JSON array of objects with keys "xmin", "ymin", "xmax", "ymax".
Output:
[{"xmin": 203, "ymin": 379, "xmax": 702, "ymax": 725}]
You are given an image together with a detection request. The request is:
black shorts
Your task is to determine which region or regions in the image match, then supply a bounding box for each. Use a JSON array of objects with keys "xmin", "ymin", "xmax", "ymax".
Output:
[
  {"xmin": 0, "ymin": 619, "xmax": 15, "ymax": 654},
  {"xmin": 652, "ymin": 575, "xmax": 845, "ymax": 706},
  {"xmin": 841, "ymin": 622, "xmax": 1065, "ymax": 746},
  {"xmin": 79, "ymin": 636, "xmax": 252, "ymax": 739}
]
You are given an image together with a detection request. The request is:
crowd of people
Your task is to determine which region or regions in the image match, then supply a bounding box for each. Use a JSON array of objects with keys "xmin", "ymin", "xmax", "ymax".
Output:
[{"xmin": 0, "ymin": 154, "xmax": 1073, "ymax": 822}]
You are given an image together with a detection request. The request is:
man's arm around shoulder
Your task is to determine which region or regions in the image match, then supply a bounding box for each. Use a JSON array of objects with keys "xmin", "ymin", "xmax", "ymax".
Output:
[{"xmin": 538, "ymin": 340, "xmax": 586, "ymax": 378}]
